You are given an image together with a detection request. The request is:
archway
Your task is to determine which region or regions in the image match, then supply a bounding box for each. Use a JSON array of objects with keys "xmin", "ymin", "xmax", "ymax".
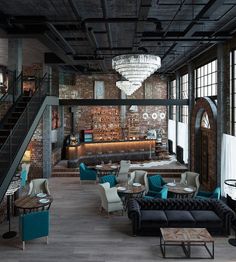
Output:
[{"xmin": 190, "ymin": 97, "xmax": 217, "ymax": 191}]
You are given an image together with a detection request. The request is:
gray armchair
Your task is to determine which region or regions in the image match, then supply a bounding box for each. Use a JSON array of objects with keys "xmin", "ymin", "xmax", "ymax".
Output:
[
  {"xmin": 117, "ymin": 160, "xmax": 130, "ymax": 185},
  {"xmin": 28, "ymin": 179, "xmax": 50, "ymax": 196},
  {"xmin": 128, "ymin": 170, "xmax": 148, "ymax": 193},
  {"xmin": 180, "ymin": 171, "xmax": 200, "ymax": 195},
  {"xmin": 98, "ymin": 182, "xmax": 123, "ymax": 216}
]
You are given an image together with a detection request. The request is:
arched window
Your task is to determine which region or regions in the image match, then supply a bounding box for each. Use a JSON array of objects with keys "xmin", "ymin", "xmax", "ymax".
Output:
[{"xmin": 201, "ymin": 112, "xmax": 210, "ymax": 129}]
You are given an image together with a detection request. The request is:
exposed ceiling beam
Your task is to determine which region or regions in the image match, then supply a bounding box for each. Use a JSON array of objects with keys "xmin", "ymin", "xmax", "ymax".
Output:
[
  {"xmin": 59, "ymin": 99, "xmax": 189, "ymax": 106},
  {"xmin": 46, "ymin": 23, "xmax": 76, "ymax": 55}
]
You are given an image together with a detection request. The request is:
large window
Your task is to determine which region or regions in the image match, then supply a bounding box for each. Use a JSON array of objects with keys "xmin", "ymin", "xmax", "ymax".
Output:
[
  {"xmin": 169, "ymin": 80, "xmax": 176, "ymax": 120},
  {"xmin": 180, "ymin": 73, "xmax": 188, "ymax": 124},
  {"xmin": 230, "ymin": 50, "xmax": 236, "ymax": 135},
  {"xmin": 195, "ymin": 60, "xmax": 217, "ymax": 98}
]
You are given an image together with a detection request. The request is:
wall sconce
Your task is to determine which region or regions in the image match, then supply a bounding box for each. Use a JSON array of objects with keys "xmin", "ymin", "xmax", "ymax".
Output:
[{"xmin": 22, "ymin": 150, "xmax": 31, "ymax": 162}]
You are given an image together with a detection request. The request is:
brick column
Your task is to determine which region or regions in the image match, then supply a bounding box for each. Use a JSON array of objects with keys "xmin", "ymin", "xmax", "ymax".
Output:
[{"xmin": 43, "ymin": 106, "xmax": 52, "ymax": 178}]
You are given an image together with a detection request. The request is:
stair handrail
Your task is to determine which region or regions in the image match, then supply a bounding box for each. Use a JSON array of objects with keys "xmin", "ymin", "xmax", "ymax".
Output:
[{"xmin": 0, "ymin": 74, "xmax": 51, "ymax": 184}]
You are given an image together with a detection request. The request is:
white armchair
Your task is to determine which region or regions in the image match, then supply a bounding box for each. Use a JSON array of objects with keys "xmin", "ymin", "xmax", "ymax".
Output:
[
  {"xmin": 28, "ymin": 179, "xmax": 50, "ymax": 196},
  {"xmin": 128, "ymin": 170, "xmax": 148, "ymax": 193},
  {"xmin": 180, "ymin": 171, "xmax": 200, "ymax": 194},
  {"xmin": 117, "ymin": 160, "xmax": 130, "ymax": 185},
  {"xmin": 98, "ymin": 182, "xmax": 123, "ymax": 215}
]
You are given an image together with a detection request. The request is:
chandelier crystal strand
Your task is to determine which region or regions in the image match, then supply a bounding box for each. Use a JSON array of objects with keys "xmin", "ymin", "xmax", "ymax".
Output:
[{"xmin": 112, "ymin": 54, "xmax": 161, "ymax": 95}]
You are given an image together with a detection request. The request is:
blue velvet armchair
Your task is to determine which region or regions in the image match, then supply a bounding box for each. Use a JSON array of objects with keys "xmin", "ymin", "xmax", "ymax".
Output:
[
  {"xmin": 145, "ymin": 175, "xmax": 168, "ymax": 199},
  {"xmin": 19, "ymin": 210, "xmax": 49, "ymax": 250},
  {"xmin": 196, "ymin": 187, "xmax": 221, "ymax": 200},
  {"xmin": 100, "ymin": 175, "xmax": 118, "ymax": 188},
  {"xmin": 79, "ymin": 163, "xmax": 97, "ymax": 183}
]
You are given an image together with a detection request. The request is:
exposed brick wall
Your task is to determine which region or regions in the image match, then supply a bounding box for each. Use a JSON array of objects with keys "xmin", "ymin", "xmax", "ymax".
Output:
[
  {"xmin": 26, "ymin": 119, "xmax": 43, "ymax": 179},
  {"xmin": 62, "ymin": 74, "xmax": 168, "ymax": 144},
  {"xmin": 190, "ymin": 97, "xmax": 217, "ymax": 191}
]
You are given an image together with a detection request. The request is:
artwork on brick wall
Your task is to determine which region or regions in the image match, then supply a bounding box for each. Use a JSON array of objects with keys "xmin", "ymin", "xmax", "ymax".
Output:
[
  {"xmin": 94, "ymin": 80, "xmax": 105, "ymax": 99},
  {"xmin": 52, "ymin": 106, "xmax": 60, "ymax": 129}
]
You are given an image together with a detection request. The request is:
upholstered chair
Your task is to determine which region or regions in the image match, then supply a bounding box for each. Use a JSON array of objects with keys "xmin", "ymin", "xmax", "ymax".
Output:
[
  {"xmin": 98, "ymin": 182, "xmax": 123, "ymax": 215},
  {"xmin": 28, "ymin": 179, "xmax": 50, "ymax": 196},
  {"xmin": 100, "ymin": 175, "xmax": 118, "ymax": 188},
  {"xmin": 145, "ymin": 175, "xmax": 168, "ymax": 199},
  {"xmin": 196, "ymin": 187, "xmax": 221, "ymax": 200},
  {"xmin": 117, "ymin": 160, "xmax": 130, "ymax": 184},
  {"xmin": 128, "ymin": 170, "xmax": 148, "ymax": 192},
  {"xmin": 79, "ymin": 162, "xmax": 97, "ymax": 183},
  {"xmin": 19, "ymin": 210, "xmax": 49, "ymax": 250},
  {"xmin": 20, "ymin": 163, "xmax": 31, "ymax": 187},
  {"xmin": 180, "ymin": 171, "xmax": 200, "ymax": 194},
  {"xmin": 144, "ymin": 187, "xmax": 168, "ymax": 199}
]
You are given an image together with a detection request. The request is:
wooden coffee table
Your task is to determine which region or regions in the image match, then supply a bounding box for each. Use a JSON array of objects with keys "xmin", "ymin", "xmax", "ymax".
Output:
[{"xmin": 160, "ymin": 228, "xmax": 214, "ymax": 259}]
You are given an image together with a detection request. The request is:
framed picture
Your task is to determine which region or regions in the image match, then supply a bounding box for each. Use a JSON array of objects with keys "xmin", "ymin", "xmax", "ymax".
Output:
[{"xmin": 94, "ymin": 81, "xmax": 105, "ymax": 99}]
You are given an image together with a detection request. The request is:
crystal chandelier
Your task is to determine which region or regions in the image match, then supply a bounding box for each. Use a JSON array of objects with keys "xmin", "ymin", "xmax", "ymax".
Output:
[
  {"xmin": 112, "ymin": 54, "xmax": 161, "ymax": 95},
  {"xmin": 116, "ymin": 80, "xmax": 141, "ymax": 96}
]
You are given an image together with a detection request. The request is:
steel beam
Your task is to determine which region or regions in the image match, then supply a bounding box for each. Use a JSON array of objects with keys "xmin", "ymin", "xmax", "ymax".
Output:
[{"xmin": 59, "ymin": 99, "xmax": 189, "ymax": 106}]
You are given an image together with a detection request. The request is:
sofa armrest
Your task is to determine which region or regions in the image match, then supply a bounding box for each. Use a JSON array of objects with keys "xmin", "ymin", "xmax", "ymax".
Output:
[
  {"xmin": 127, "ymin": 199, "xmax": 141, "ymax": 236},
  {"xmin": 212, "ymin": 199, "xmax": 235, "ymax": 235}
]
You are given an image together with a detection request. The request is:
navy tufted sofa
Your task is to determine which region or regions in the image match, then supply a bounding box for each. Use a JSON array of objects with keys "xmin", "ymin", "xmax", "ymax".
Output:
[{"xmin": 127, "ymin": 198, "xmax": 235, "ymax": 236}]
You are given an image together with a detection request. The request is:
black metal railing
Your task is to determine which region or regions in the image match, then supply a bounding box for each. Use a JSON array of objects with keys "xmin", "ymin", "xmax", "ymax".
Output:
[{"xmin": 0, "ymin": 73, "xmax": 51, "ymax": 185}]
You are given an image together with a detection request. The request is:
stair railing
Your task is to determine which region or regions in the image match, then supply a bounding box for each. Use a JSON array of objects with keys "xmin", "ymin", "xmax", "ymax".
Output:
[{"xmin": 0, "ymin": 73, "xmax": 51, "ymax": 185}]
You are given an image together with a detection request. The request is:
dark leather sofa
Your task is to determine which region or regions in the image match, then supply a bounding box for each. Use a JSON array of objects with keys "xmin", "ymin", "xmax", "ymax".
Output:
[{"xmin": 127, "ymin": 198, "xmax": 235, "ymax": 236}]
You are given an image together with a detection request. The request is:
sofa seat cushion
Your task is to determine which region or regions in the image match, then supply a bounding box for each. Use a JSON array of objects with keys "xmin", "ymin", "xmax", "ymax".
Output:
[
  {"xmin": 165, "ymin": 210, "xmax": 196, "ymax": 227},
  {"xmin": 141, "ymin": 210, "xmax": 168, "ymax": 227},
  {"xmin": 190, "ymin": 210, "xmax": 222, "ymax": 228}
]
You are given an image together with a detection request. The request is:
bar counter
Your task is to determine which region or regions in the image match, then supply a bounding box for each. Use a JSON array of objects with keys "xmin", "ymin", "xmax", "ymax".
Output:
[{"xmin": 66, "ymin": 139, "xmax": 156, "ymax": 160}]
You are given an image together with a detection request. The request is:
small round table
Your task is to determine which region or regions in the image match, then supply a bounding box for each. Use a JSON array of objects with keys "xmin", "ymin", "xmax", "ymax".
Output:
[
  {"xmin": 15, "ymin": 195, "xmax": 53, "ymax": 213},
  {"xmin": 165, "ymin": 183, "xmax": 196, "ymax": 198},
  {"xmin": 95, "ymin": 164, "xmax": 119, "ymax": 177},
  {"xmin": 117, "ymin": 184, "xmax": 145, "ymax": 210}
]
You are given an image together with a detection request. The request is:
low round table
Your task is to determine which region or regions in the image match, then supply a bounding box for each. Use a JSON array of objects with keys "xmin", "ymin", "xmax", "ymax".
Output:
[
  {"xmin": 166, "ymin": 182, "xmax": 196, "ymax": 198},
  {"xmin": 15, "ymin": 195, "xmax": 53, "ymax": 213},
  {"xmin": 117, "ymin": 184, "xmax": 145, "ymax": 210}
]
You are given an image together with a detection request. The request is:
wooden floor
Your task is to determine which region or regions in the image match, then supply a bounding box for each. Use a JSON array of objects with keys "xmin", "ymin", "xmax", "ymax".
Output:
[{"xmin": 0, "ymin": 177, "xmax": 236, "ymax": 261}]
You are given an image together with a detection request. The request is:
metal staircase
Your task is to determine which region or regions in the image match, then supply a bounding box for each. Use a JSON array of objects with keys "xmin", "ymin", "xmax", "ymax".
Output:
[{"xmin": 0, "ymin": 74, "xmax": 58, "ymax": 202}]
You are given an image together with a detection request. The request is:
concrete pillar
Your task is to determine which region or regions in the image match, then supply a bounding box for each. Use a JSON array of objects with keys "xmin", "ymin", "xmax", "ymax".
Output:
[
  {"xmin": 8, "ymin": 39, "xmax": 22, "ymax": 99},
  {"xmin": 188, "ymin": 62, "xmax": 195, "ymax": 169},
  {"xmin": 120, "ymin": 91, "xmax": 127, "ymax": 138},
  {"xmin": 43, "ymin": 105, "xmax": 52, "ymax": 178},
  {"xmin": 43, "ymin": 64, "xmax": 52, "ymax": 94}
]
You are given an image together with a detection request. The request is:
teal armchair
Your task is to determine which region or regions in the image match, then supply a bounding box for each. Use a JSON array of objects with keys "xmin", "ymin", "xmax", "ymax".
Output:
[
  {"xmin": 196, "ymin": 187, "xmax": 221, "ymax": 200},
  {"xmin": 19, "ymin": 210, "xmax": 49, "ymax": 250},
  {"xmin": 144, "ymin": 186, "xmax": 168, "ymax": 199},
  {"xmin": 100, "ymin": 175, "xmax": 118, "ymax": 188},
  {"xmin": 79, "ymin": 163, "xmax": 97, "ymax": 183},
  {"xmin": 145, "ymin": 175, "xmax": 168, "ymax": 199}
]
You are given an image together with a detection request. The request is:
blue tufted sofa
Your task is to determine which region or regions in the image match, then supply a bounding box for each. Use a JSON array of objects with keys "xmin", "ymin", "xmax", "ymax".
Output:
[{"xmin": 127, "ymin": 198, "xmax": 235, "ymax": 236}]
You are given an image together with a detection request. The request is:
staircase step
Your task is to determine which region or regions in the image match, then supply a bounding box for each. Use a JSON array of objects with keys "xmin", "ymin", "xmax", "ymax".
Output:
[
  {"xmin": 7, "ymin": 117, "xmax": 19, "ymax": 123},
  {"xmin": 0, "ymin": 129, "xmax": 10, "ymax": 136},
  {"xmin": 11, "ymin": 112, "xmax": 22, "ymax": 117},
  {"xmin": 3, "ymin": 123, "xmax": 15, "ymax": 129},
  {"xmin": 22, "ymin": 96, "xmax": 31, "ymax": 102},
  {"xmin": 0, "ymin": 136, "xmax": 7, "ymax": 142}
]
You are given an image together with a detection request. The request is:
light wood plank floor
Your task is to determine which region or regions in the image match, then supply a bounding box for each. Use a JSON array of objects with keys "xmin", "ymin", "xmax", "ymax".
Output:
[{"xmin": 0, "ymin": 177, "xmax": 236, "ymax": 262}]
